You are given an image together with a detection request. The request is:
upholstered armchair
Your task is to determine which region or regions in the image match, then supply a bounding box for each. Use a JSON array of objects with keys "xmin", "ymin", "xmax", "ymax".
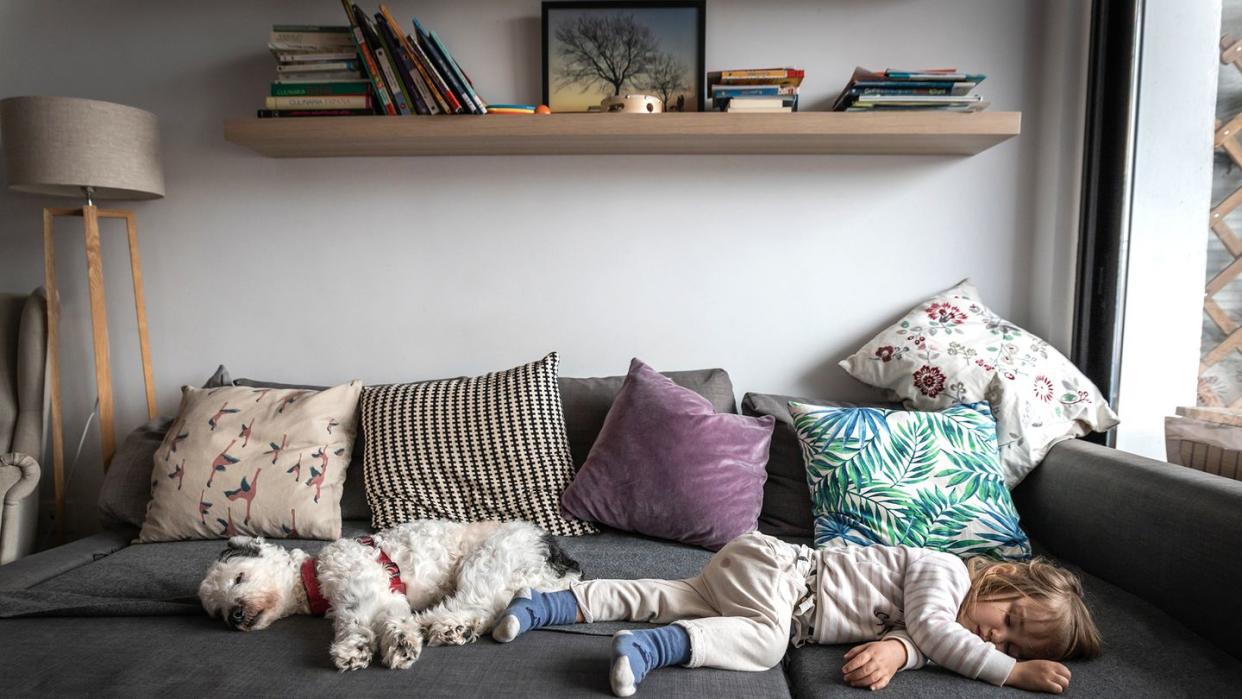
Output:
[{"xmin": 0, "ymin": 289, "xmax": 46, "ymax": 564}]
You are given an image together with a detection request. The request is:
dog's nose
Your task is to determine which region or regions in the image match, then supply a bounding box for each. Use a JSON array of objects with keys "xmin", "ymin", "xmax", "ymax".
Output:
[{"xmin": 229, "ymin": 606, "xmax": 245, "ymax": 627}]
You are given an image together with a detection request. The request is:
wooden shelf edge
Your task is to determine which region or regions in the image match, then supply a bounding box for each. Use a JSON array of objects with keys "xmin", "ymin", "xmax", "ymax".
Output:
[{"xmin": 224, "ymin": 111, "xmax": 1021, "ymax": 158}]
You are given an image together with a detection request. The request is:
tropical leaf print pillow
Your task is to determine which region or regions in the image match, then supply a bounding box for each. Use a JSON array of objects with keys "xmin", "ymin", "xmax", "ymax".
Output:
[
  {"xmin": 790, "ymin": 400, "xmax": 1032, "ymax": 561},
  {"xmin": 839, "ymin": 279, "xmax": 1119, "ymax": 487},
  {"xmin": 139, "ymin": 381, "xmax": 361, "ymax": 542}
]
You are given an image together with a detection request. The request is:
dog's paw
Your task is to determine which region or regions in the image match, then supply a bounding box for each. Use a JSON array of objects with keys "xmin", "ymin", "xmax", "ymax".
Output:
[
  {"xmin": 423, "ymin": 618, "xmax": 481, "ymax": 646},
  {"xmin": 380, "ymin": 621, "xmax": 423, "ymax": 670},
  {"xmin": 331, "ymin": 636, "xmax": 374, "ymax": 672}
]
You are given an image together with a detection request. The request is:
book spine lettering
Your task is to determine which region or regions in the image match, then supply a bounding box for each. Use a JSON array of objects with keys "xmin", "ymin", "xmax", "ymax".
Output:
[
  {"xmin": 270, "ymin": 82, "xmax": 371, "ymax": 96},
  {"xmin": 430, "ymin": 30, "xmax": 485, "ymax": 113},
  {"xmin": 412, "ymin": 20, "xmax": 463, "ymax": 113},
  {"xmin": 377, "ymin": 5, "xmax": 440, "ymax": 115},
  {"xmin": 264, "ymin": 95, "xmax": 371, "ymax": 109}
]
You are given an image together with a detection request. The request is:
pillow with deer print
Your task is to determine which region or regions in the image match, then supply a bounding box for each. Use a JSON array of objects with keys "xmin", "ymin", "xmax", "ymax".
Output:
[{"xmin": 138, "ymin": 381, "xmax": 362, "ymax": 542}]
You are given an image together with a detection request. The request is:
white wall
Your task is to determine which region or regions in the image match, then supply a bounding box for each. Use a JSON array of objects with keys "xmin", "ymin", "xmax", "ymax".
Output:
[
  {"xmin": 1114, "ymin": 0, "xmax": 1220, "ymax": 458},
  {"xmin": 0, "ymin": 0, "xmax": 1088, "ymax": 541}
]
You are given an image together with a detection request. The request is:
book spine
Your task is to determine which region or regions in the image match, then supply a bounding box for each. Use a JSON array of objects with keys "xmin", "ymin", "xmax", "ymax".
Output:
[
  {"xmin": 405, "ymin": 32, "xmax": 452, "ymax": 113},
  {"xmin": 412, "ymin": 19, "xmax": 464, "ymax": 113},
  {"xmin": 710, "ymin": 86, "xmax": 780, "ymax": 97},
  {"xmin": 275, "ymin": 60, "xmax": 359, "ymax": 73},
  {"xmin": 375, "ymin": 15, "xmax": 429, "ymax": 115},
  {"xmin": 257, "ymin": 108, "xmax": 373, "ymax": 118},
  {"xmin": 720, "ymin": 68, "xmax": 804, "ymax": 79},
  {"xmin": 270, "ymin": 31, "xmax": 356, "ymax": 47},
  {"xmin": 265, "ymin": 95, "xmax": 371, "ymax": 109},
  {"xmin": 272, "ymin": 50, "xmax": 358, "ymax": 63},
  {"xmin": 274, "ymin": 71, "xmax": 365, "ymax": 83},
  {"xmin": 430, "ymin": 30, "xmax": 486, "ymax": 113},
  {"xmin": 271, "ymin": 25, "xmax": 352, "ymax": 33},
  {"xmin": 340, "ymin": 0, "xmax": 396, "ymax": 115},
  {"xmin": 271, "ymin": 82, "xmax": 371, "ymax": 96},
  {"xmin": 364, "ymin": 16, "xmax": 411, "ymax": 115}
]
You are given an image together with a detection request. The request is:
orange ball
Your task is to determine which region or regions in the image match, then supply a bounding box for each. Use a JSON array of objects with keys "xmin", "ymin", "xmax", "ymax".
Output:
[{"xmin": 534, "ymin": 105, "xmax": 552, "ymax": 115}]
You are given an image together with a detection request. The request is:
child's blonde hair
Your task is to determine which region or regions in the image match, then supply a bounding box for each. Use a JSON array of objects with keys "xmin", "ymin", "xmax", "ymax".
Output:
[{"xmin": 962, "ymin": 557, "xmax": 1102, "ymax": 660}]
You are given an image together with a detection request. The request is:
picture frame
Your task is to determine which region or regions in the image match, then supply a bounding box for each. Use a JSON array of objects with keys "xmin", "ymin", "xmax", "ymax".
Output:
[{"xmin": 542, "ymin": 1, "xmax": 706, "ymax": 113}]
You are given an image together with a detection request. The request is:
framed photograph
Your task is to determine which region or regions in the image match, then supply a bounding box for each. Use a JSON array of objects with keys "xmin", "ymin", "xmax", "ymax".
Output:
[{"xmin": 542, "ymin": 1, "xmax": 706, "ymax": 113}]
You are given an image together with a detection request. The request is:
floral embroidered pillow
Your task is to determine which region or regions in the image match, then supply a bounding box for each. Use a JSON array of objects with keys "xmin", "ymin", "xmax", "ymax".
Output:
[
  {"xmin": 790, "ymin": 400, "xmax": 1032, "ymax": 561},
  {"xmin": 839, "ymin": 280, "xmax": 1118, "ymax": 486},
  {"xmin": 139, "ymin": 381, "xmax": 362, "ymax": 542}
]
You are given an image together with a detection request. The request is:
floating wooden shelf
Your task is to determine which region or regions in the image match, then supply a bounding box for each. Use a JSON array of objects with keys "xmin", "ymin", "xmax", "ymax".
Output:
[{"xmin": 223, "ymin": 111, "xmax": 1020, "ymax": 158}]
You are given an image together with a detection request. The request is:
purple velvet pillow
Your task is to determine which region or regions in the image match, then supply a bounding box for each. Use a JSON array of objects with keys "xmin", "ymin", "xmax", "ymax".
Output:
[{"xmin": 560, "ymin": 358, "xmax": 775, "ymax": 550}]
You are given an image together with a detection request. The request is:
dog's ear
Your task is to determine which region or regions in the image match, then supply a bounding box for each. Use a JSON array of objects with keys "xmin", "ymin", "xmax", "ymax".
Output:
[{"xmin": 219, "ymin": 536, "xmax": 263, "ymax": 561}]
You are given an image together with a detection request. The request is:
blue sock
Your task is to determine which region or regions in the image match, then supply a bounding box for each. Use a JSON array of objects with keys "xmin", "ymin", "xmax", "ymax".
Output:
[
  {"xmin": 610, "ymin": 625, "xmax": 691, "ymax": 697},
  {"xmin": 491, "ymin": 588, "xmax": 579, "ymax": 643}
]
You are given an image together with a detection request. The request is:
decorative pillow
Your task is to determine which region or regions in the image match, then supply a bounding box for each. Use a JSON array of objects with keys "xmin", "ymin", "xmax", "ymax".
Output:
[
  {"xmin": 361, "ymin": 352, "xmax": 595, "ymax": 536},
  {"xmin": 139, "ymin": 381, "xmax": 362, "ymax": 542},
  {"xmin": 560, "ymin": 358, "xmax": 775, "ymax": 550},
  {"xmin": 790, "ymin": 400, "xmax": 1032, "ymax": 560},
  {"xmin": 839, "ymin": 279, "xmax": 1119, "ymax": 486}
]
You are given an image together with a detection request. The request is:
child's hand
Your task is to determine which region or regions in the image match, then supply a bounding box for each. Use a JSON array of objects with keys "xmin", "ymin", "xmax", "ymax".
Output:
[
  {"xmin": 842, "ymin": 639, "xmax": 907, "ymax": 691},
  {"xmin": 1005, "ymin": 659, "xmax": 1072, "ymax": 694}
]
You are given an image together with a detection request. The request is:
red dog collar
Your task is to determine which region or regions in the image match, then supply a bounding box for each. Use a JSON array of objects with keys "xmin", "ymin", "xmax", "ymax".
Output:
[{"xmin": 300, "ymin": 536, "xmax": 406, "ymax": 617}]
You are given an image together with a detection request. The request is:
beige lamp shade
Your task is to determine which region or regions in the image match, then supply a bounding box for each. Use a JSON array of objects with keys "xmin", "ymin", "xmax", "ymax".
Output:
[{"xmin": 0, "ymin": 95, "xmax": 164, "ymax": 200}]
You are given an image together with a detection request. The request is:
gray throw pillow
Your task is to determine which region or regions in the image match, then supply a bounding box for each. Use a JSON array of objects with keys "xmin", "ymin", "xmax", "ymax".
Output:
[{"xmin": 742, "ymin": 392, "xmax": 900, "ymax": 539}]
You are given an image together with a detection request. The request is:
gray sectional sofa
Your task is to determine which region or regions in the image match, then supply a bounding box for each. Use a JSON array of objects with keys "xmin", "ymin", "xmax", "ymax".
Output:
[{"xmin": 2, "ymin": 369, "xmax": 1241, "ymax": 697}]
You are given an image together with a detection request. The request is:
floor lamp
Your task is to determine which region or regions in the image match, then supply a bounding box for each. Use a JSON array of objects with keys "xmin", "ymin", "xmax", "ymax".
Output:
[{"xmin": 1, "ymin": 96, "xmax": 164, "ymax": 540}]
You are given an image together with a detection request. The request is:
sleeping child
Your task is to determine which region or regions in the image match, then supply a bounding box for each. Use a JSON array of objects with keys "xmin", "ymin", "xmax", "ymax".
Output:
[{"xmin": 493, "ymin": 531, "xmax": 1100, "ymax": 696}]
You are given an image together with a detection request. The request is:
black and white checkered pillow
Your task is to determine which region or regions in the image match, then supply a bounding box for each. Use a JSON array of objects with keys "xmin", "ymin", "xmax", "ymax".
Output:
[{"xmin": 361, "ymin": 352, "xmax": 596, "ymax": 536}]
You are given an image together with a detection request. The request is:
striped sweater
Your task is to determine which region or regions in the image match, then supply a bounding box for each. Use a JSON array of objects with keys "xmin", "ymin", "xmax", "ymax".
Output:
[{"xmin": 806, "ymin": 543, "xmax": 1016, "ymax": 686}]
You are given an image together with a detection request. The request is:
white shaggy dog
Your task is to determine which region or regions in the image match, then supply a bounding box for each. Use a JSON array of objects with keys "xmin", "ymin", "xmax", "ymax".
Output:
[{"xmin": 198, "ymin": 519, "xmax": 581, "ymax": 671}]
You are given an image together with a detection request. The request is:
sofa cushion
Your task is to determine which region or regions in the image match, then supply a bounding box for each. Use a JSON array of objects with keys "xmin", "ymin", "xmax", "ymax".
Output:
[
  {"xmin": 561, "ymin": 359, "xmax": 772, "ymax": 550},
  {"xmin": 784, "ymin": 560, "xmax": 1242, "ymax": 698},
  {"xmin": 0, "ymin": 614, "xmax": 791, "ymax": 697},
  {"xmin": 742, "ymin": 393, "xmax": 901, "ymax": 539}
]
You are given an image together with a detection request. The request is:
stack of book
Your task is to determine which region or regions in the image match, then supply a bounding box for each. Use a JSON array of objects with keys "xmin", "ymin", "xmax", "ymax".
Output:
[
  {"xmin": 264, "ymin": 25, "xmax": 372, "ymax": 117},
  {"xmin": 706, "ymin": 68, "xmax": 802, "ymax": 113},
  {"xmin": 831, "ymin": 67, "xmax": 988, "ymax": 112},
  {"xmin": 259, "ymin": 2, "xmax": 487, "ymax": 118}
]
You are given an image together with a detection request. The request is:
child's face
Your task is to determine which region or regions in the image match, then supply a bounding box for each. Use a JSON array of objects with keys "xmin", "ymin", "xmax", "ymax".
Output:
[{"xmin": 958, "ymin": 596, "xmax": 1058, "ymax": 660}]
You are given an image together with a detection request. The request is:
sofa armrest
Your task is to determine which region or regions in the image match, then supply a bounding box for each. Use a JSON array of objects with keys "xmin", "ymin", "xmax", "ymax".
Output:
[
  {"xmin": 0, "ymin": 453, "xmax": 40, "ymax": 503},
  {"xmin": 1013, "ymin": 439, "xmax": 1242, "ymax": 660}
]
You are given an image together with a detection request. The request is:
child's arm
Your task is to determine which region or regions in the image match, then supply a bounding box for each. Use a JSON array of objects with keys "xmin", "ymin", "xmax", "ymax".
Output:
[{"xmin": 901, "ymin": 554, "xmax": 1017, "ymax": 686}]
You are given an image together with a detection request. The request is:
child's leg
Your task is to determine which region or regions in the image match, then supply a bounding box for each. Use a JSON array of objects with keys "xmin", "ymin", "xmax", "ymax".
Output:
[
  {"xmin": 676, "ymin": 532, "xmax": 808, "ymax": 672},
  {"xmin": 492, "ymin": 577, "xmax": 713, "ymax": 643}
]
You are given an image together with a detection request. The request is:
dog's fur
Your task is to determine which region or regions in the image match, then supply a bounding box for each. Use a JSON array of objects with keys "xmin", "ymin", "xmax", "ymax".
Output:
[{"xmin": 198, "ymin": 520, "xmax": 581, "ymax": 671}]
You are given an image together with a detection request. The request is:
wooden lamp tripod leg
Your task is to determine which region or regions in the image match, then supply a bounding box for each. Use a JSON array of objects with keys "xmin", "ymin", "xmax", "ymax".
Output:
[
  {"xmin": 42, "ymin": 210, "xmax": 66, "ymax": 543},
  {"xmin": 82, "ymin": 205, "xmax": 117, "ymax": 469}
]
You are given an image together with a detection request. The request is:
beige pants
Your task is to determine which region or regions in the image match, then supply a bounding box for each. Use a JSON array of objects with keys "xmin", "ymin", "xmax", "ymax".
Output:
[{"xmin": 571, "ymin": 531, "xmax": 809, "ymax": 671}]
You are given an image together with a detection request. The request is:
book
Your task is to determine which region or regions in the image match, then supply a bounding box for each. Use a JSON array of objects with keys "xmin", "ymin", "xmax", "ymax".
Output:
[
  {"xmin": 885, "ymin": 70, "xmax": 986, "ymax": 82},
  {"xmin": 275, "ymin": 60, "xmax": 360, "ymax": 73},
  {"xmin": 378, "ymin": 4, "xmax": 439, "ymax": 115},
  {"xmin": 831, "ymin": 67, "xmax": 988, "ymax": 111},
  {"xmin": 264, "ymin": 95, "xmax": 371, "ymax": 109},
  {"xmin": 430, "ymin": 29, "xmax": 487, "ymax": 113},
  {"xmin": 270, "ymin": 81, "xmax": 371, "ymax": 96},
  {"xmin": 274, "ymin": 71, "xmax": 365, "ymax": 83},
  {"xmin": 850, "ymin": 94, "xmax": 982, "ymax": 104},
  {"xmin": 270, "ymin": 48, "xmax": 358, "ymax": 63},
  {"xmin": 726, "ymin": 106, "xmax": 793, "ymax": 113},
  {"xmin": 360, "ymin": 11, "xmax": 411, "ymax": 115},
  {"xmin": 373, "ymin": 11, "xmax": 428, "ymax": 115},
  {"xmin": 340, "ymin": 0, "xmax": 396, "ymax": 116},
  {"xmin": 404, "ymin": 30, "xmax": 455, "ymax": 113},
  {"xmin": 412, "ymin": 18, "xmax": 465, "ymax": 113},
  {"xmin": 488, "ymin": 107, "xmax": 536, "ymax": 114},
  {"xmin": 716, "ymin": 97, "xmax": 789, "ymax": 109},
  {"xmin": 707, "ymin": 70, "xmax": 804, "ymax": 88},
  {"xmin": 845, "ymin": 101, "xmax": 990, "ymax": 113},
  {"xmin": 269, "ymin": 28, "xmax": 355, "ymax": 50},
  {"xmin": 257, "ymin": 108, "xmax": 372, "ymax": 118},
  {"xmin": 710, "ymin": 85, "xmax": 782, "ymax": 97},
  {"xmin": 853, "ymin": 80, "xmax": 977, "ymax": 92},
  {"xmin": 720, "ymin": 68, "xmax": 804, "ymax": 79}
]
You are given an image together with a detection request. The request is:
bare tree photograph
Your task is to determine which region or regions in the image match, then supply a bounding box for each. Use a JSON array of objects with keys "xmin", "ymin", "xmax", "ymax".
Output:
[{"xmin": 543, "ymin": 2, "xmax": 704, "ymax": 113}]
